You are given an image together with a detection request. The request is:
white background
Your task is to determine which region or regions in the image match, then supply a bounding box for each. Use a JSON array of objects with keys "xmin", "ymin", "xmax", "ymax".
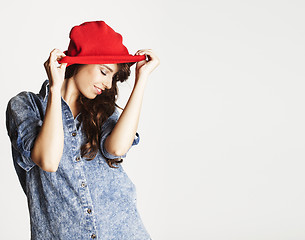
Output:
[{"xmin": 1, "ymin": 0, "xmax": 305, "ymax": 239}]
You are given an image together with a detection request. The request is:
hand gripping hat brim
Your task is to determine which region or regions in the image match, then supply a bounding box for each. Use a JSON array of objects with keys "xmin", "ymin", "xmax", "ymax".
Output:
[{"xmin": 57, "ymin": 21, "xmax": 146, "ymax": 67}]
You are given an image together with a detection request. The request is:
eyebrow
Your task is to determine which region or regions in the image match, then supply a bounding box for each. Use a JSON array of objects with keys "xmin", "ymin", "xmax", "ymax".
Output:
[{"xmin": 100, "ymin": 64, "xmax": 114, "ymax": 73}]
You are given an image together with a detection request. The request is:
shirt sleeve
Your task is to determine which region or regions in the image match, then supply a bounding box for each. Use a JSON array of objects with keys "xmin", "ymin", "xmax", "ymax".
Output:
[
  {"xmin": 6, "ymin": 92, "xmax": 43, "ymax": 172},
  {"xmin": 100, "ymin": 108, "xmax": 140, "ymax": 160}
]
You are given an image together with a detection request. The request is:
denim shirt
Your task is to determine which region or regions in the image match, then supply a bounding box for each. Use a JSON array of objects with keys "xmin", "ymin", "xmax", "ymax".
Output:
[{"xmin": 5, "ymin": 79, "xmax": 151, "ymax": 240}]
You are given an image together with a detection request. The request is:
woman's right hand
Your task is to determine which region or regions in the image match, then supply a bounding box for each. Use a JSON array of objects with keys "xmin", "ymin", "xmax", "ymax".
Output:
[{"xmin": 44, "ymin": 48, "xmax": 67, "ymax": 90}]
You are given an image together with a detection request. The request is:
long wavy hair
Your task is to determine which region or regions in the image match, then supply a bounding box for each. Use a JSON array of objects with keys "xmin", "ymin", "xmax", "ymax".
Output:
[{"xmin": 64, "ymin": 63, "xmax": 132, "ymax": 168}]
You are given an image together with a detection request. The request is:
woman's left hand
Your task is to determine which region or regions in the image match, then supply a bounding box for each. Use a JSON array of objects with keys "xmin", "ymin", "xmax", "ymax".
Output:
[{"xmin": 134, "ymin": 49, "xmax": 160, "ymax": 79}]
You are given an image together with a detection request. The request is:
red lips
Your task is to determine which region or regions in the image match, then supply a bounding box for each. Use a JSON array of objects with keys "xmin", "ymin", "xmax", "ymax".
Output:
[{"xmin": 94, "ymin": 85, "xmax": 103, "ymax": 94}]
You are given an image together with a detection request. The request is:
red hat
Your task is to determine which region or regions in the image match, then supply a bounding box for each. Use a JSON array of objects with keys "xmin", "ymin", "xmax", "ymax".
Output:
[{"xmin": 57, "ymin": 20, "xmax": 145, "ymax": 67}]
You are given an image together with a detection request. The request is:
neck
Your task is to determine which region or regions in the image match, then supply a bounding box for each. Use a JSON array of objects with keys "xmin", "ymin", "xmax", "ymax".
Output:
[{"xmin": 61, "ymin": 78, "xmax": 80, "ymax": 105}]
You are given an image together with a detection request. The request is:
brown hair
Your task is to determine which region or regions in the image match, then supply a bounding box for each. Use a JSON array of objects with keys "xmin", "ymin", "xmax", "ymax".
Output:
[{"xmin": 64, "ymin": 63, "xmax": 132, "ymax": 168}]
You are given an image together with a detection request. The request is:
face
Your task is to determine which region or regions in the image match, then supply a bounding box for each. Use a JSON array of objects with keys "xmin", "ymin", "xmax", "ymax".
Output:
[{"xmin": 73, "ymin": 63, "xmax": 119, "ymax": 99}]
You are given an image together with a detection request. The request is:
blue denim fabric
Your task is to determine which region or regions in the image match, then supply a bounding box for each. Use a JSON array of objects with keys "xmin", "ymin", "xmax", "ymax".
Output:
[{"xmin": 6, "ymin": 79, "xmax": 151, "ymax": 240}]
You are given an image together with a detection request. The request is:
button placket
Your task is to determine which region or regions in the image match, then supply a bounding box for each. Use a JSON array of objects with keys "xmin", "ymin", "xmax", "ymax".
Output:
[
  {"xmin": 62, "ymin": 101, "xmax": 99, "ymax": 236},
  {"xmin": 65, "ymin": 109, "xmax": 98, "ymax": 237}
]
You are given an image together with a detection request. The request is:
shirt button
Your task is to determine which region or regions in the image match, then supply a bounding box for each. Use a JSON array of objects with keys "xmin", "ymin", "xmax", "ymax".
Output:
[
  {"xmin": 72, "ymin": 132, "xmax": 77, "ymax": 137},
  {"xmin": 87, "ymin": 208, "xmax": 92, "ymax": 214},
  {"xmin": 81, "ymin": 182, "xmax": 86, "ymax": 187},
  {"xmin": 76, "ymin": 156, "xmax": 80, "ymax": 162},
  {"xmin": 91, "ymin": 234, "xmax": 96, "ymax": 239}
]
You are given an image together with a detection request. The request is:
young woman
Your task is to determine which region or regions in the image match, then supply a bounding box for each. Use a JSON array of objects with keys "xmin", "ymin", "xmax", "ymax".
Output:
[{"xmin": 6, "ymin": 20, "xmax": 159, "ymax": 240}]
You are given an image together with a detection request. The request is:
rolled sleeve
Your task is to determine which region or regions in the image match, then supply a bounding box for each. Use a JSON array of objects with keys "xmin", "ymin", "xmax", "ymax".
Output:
[
  {"xmin": 6, "ymin": 92, "xmax": 42, "ymax": 172},
  {"xmin": 100, "ymin": 109, "xmax": 140, "ymax": 160}
]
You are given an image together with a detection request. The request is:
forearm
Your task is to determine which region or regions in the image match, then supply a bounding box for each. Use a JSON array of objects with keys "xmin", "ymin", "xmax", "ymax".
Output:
[
  {"xmin": 104, "ymin": 75, "xmax": 148, "ymax": 156},
  {"xmin": 31, "ymin": 87, "xmax": 64, "ymax": 172}
]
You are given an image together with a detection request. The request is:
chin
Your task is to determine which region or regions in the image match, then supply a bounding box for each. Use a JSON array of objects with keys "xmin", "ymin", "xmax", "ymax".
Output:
[
  {"xmin": 89, "ymin": 94, "xmax": 98, "ymax": 100},
  {"xmin": 80, "ymin": 89, "xmax": 97, "ymax": 100}
]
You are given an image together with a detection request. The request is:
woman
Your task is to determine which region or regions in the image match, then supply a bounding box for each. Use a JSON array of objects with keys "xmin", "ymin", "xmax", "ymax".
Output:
[{"xmin": 6, "ymin": 20, "xmax": 159, "ymax": 240}]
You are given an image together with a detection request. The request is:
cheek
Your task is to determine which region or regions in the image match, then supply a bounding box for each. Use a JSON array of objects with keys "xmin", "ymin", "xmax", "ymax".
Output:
[
  {"xmin": 74, "ymin": 76, "xmax": 93, "ymax": 95},
  {"xmin": 77, "ymin": 71, "xmax": 96, "ymax": 86}
]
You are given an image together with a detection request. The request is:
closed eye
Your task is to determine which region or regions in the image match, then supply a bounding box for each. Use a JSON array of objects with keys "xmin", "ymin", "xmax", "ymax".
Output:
[{"xmin": 101, "ymin": 70, "xmax": 106, "ymax": 76}]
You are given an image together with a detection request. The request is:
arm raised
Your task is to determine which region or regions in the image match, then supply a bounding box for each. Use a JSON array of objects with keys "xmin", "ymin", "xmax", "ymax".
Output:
[
  {"xmin": 31, "ymin": 48, "xmax": 67, "ymax": 172},
  {"xmin": 104, "ymin": 49, "xmax": 160, "ymax": 156}
]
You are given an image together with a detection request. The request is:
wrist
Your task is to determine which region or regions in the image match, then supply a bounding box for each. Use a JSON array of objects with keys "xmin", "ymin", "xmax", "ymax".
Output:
[
  {"xmin": 49, "ymin": 86, "xmax": 62, "ymax": 95},
  {"xmin": 135, "ymin": 73, "xmax": 149, "ymax": 82},
  {"xmin": 135, "ymin": 75, "xmax": 148, "ymax": 88}
]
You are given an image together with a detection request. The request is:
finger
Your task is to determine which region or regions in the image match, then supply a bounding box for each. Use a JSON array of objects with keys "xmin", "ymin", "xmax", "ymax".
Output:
[
  {"xmin": 139, "ymin": 51, "xmax": 160, "ymax": 65},
  {"xmin": 56, "ymin": 53, "xmax": 66, "ymax": 60},
  {"xmin": 135, "ymin": 49, "xmax": 153, "ymax": 55},
  {"xmin": 50, "ymin": 48, "xmax": 62, "ymax": 56},
  {"xmin": 136, "ymin": 49, "xmax": 154, "ymax": 56},
  {"xmin": 50, "ymin": 54, "xmax": 64, "ymax": 62},
  {"xmin": 60, "ymin": 62, "xmax": 68, "ymax": 70},
  {"xmin": 138, "ymin": 51, "xmax": 156, "ymax": 60},
  {"xmin": 138, "ymin": 49, "xmax": 153, "ymax": 53},
  {"xmin": 137, "ymin": 49, "xmax": 152, "ymax": 52},
  {"xmin": 50, "ymin": 49, "xmax": 66, "ymax": 61}
]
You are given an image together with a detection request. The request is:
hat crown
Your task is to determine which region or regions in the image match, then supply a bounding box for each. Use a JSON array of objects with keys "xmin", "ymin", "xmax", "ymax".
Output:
[
  {"xmin": 57, "ymin": 20, "xmax": 146, "ymax": 66},
  {"xmin": 66, "ymin": 21, "xmax": 129, "ymax": 57}
]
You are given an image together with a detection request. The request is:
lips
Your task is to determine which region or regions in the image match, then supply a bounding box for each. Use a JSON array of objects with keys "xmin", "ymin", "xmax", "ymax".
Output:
[{"xmin": 94, "ymin": 85, "xmax": 103, "ymax": 94}]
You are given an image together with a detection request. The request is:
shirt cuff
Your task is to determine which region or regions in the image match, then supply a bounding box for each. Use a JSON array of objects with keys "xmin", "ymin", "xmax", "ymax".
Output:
[{"xmin": 101, "ymin": 132, "xmax": 140, "ymax": 160}]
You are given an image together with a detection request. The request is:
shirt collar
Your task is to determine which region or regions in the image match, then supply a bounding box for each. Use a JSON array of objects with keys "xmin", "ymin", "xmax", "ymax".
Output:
[
  {"xmin": 39, "ymin": 79, "xmax": 82, "ymax": 122},
  {"xmin": 39, "ymin": 79, "xmax": 50, "ymax": 102}
]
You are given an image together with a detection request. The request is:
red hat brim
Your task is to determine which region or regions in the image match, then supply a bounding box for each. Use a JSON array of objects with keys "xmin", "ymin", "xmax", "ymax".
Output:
[{"xmin": 57, "ymin": 54, "xmax": 146, "ymax": 67}]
